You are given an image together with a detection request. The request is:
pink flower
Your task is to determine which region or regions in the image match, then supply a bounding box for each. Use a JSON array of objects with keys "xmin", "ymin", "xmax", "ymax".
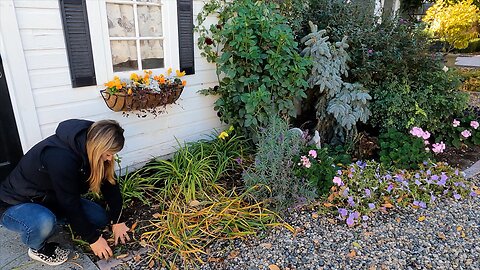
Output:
[
  {"xmin": 453, "ymin": 119, "xmax": 460, "ymax": 127},
  {"xmin": 333, "ymin": 176, "xmax": 344, "ymax": 186},
  {"xmin": 432, "ymin": 141, "xmax": 446, "ymax": 153},
  {"xmin": 300, "ymin": 156, "xmax": 311, "ymax": 168},
  {"xmin": 461, "ymin": 130, "xmax": 472, "ymax": 138},
  {"xmin": 424, "ymin": 140, "xmax": 430, "ymax": 145},
  {"xmin": 308, "ymin": 149, "xmax": 317, "ymax": 159},
  {"xmin": 421, "ymin": 131, "xmax": 430, "ymax": 140},
  {"xmin": 470, "ymin": 120, "xmax": 479, "ymax": 129},
  {"xmin": 410, "ymin": 127, "xmax": 430, "ymax": 139}
]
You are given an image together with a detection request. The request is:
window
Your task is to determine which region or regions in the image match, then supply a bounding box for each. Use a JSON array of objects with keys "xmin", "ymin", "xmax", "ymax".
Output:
[{"xmin": 106, "ymin": 0, "xmax": 165, "ymax": 72}]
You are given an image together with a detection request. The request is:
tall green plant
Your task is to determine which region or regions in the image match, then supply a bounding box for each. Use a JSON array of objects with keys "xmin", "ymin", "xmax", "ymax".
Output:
[
  {"xmin": 196, "ymin": 0, "xmax": 310, "ymax": 138},
  {"xmin": 301, "ymin": 21, "xmax": 371, "ymax": 143}
]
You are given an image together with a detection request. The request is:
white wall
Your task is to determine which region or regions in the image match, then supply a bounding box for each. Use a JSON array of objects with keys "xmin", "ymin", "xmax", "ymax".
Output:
[{"xmin": 4, "ymin": 0, "xmax": 223, "ymax": 168}]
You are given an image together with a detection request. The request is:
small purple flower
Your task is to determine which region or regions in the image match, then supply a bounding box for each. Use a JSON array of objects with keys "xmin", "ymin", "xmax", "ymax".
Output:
[
  {"xmin": 347, "ymin": 196, "xmax": 356, "ymax": 207},
  {"xmin": 461, "ymin": 130, "xmax": 472, "ymax": 138},
  {"xmin": 414, "ymin": 173, "xmax": 420, "ymax": 179},
  {"xmin": 454, "ymin": 193, "xmax": 461, "ymax": 200},
  {"xmin": 346, "ymin": 215, "xmax": 355, "ymax": 226},
  {"xmin": 470, "ymin": 120, "xmax": 479, "ymax": 129},
  {"xmin": 384, "ymin": 174, "xmax": 392, "ymax": 180},
  {"xmin": 368, "ymin": 203, "xmax": 375, "ymax": 209},
  {"xmin": 419, "ymin": 201, "xmax": 427, "ymax": 208},
  {"xmin": 440, "ymin": 174, "xmax": 448, "ymax": 182},
  {"xmin": 415, "ymin": 179, "xmax": 422, "ymax": 186},
  {"xmin": 362, "ymin": 215, "xmax": 369, "ymax": 221},
  {"xmin": 338, "ymin": 208, "xmax": 348, "ymax": 217},
  {"xmin": 431, "ymin": 175, "xmax": 439, "ymax": 181},
  {"xmin": 356, "ymin": 160, "xmax": 366, "ymax": 169},
  {"xmin": 234, "ymin": 157, "xmax": 243, "ymax": 165},
  {"xmin": 470, "ymin": 191, "xmax": 478, "ymax": 197},
  {"xmin": 342, "ymin": 187, "xmax": 350, "ymax": 197},
  {"xmin": 443, "ymin": 189, "xmax": 450, "ymax": 195},
  {"xmin": 352, "ymin": 211, "xmax": 360, "ymax": 219},
  {"xmin": 426, "ymin": 170, "xmax": 431, "ymax": 175},
  {"xmin": 455, "ymin": 169, "xmax": 459, "ymax": 176},
  {"xmin": 395, "ymin": 174, "xmax": 404, "ymax": 181},
  {"xmin": 430, "ymin": 194, "xmax": 436, "ymax": 203},
  {"xmin": 437, "ymin": 178, "xmax": 447, "ymax": 187},
  {"xmin": 387, "ymin": 183, "xmax": 394, "ymax": 192},
  {"xmin": 337, "ymin": 170, "xmax": 343, "ymax": 175},
  {"xmin": 365, "ymin": 189, "xmax": 371, "ymax": 197}
]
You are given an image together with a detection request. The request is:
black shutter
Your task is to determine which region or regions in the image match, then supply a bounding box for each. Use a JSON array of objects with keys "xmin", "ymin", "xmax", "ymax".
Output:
[
  {"xmin": 59, "ymin": 0, "xmax": 96, "ymax": 88},
  {"xmin": 177, "ymin": 0, "xmax": 195, "ymax": 75}
]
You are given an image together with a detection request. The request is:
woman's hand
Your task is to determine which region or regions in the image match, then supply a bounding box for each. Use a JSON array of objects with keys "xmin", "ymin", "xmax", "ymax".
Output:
[
  {"xmin": 90, "ymin": 236, "xmax": 113, "ymax": 259},
  {"xmin": 112, "ymin": 222, "xmax": 130, "ymax": 245}
]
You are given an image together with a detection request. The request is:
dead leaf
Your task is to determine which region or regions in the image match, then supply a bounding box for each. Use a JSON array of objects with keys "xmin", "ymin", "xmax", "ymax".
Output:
[
  {"xmin": 152, "ymin": 212, "xmax": 162, "ymax": 219},
  {"xmin": 207, "ymin": 257, "xmax": 223, "ymax": 262},
  {"xmin": 323, "ymin": 203, "xmax": 334, "ymax": 208},
  {"xmin": 133, "ymin": 254, "xmax": 141, "ymax": 262},
  {"xmin": 313, "ymin": 239, "xmax": 320, "ymax": 245},
  {"xmin": 139, "ymin": 240, "xmax": 147, "ymax": 247},
  {"xmin": 189, "ymin": 200, "xmax": 201, "ymax": 207},
  {"xmin": 312, "ymin": 212, "xmax": 319, "ymax": 219},
  {"xmin": 396, "ymin": 218, "xmax": 401, "ymax": 223},
  {"xmin": 327, "ymin": 192, "xmax": 336, "ymax": 202},
  {"xmin": 293, "ymin": 227, "xmax": 304, "ymax": 237},
  {"xmin": 461, "ymin": 231, "xmax": 466, "ymax": 238},
  {"xmin": 116, "ymin": 253, "xmax": 129, "ymax": 259},
  {"xmin": 364, "ymin": 232, "xmax": 374, "ymax": 237},
  {"xmin": 268, "ymin": 264, "xmax": 280, "ymax": 270},
  {"xmin": 130, "ymin": 221, "xmax": 138, "ymax": 231},
  {"xmin": 227, "ymin": 250, "xmax": 240, "ymax": 259},
  {"xmin": 369, "ymin": 265, "xmax": 377, "ymax": 270},
  {"xmin": 437, "ymin": 232, "xmax": 446, "ymax": 240},
  {"xmin": 418, "ymin": 216, "xmax": 426, "ymax": 222},
  {"xmin": 382, "ymin": 203, "xmax": 394, "ymax": 208},
  {"xmin": 475, "ymin": 189, "xmax": 480, "ymax": 195},
  {"xmin": 347, "ymin": 250, "xmax": 356, "ymax": 258},
  {"xmin": 260, "ymin": 243, "xmax": 272, "ymax": 249},
  {"xmin": 148, "ymin": 259, "xmax": 155, "ymax": 268},
  {"xmin": 327, "ymin": 218, "xmax": 336, "ymax": 224},
  {"xmin": 457, "ymin": 226, "xmax": 463, "ymax": 232}
]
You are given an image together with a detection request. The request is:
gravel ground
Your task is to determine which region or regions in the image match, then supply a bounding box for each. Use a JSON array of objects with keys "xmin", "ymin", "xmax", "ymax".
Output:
[
  {"xmin": 198, "ymin": 184, "xmax": 480, "ymax": 270},
  {"xmin": 111, "ymin": 177, "xmax": 480, "ymax": 270}
]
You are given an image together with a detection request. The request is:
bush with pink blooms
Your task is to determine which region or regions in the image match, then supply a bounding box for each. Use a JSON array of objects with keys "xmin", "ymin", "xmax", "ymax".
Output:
[{"xmin": 436, "ymin": 114, "xmax": 480, "ymax": 148}]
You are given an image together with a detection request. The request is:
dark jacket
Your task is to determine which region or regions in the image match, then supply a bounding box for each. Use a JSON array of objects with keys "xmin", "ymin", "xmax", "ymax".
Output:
[{"xmin": 0, "ymin": 119, "xmax": 123, "ymax": 244}]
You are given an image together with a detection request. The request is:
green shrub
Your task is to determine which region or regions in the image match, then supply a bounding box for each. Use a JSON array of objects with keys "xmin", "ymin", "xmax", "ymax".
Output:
[
  {"xmin": 196, "ymin": 0, "xmax": 310, "ymax": 139},
  {"xmin": 117, "ymin": 168, "xmax": 160, "ymax": 207},
  {"xmin": 436, "ymin": 110, "xmax": 480, "ymax": 147},
  {"xmin": 243, "ymin": 116, "xmax": 316, "ymax": 211},
  {"xmin": 379, "ymin": 129, "xmax": 432, "ymax": 169}
]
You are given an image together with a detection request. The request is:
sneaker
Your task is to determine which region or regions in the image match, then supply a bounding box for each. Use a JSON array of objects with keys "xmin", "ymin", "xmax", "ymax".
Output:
[{"xmin": 27, "ymin": 242, "xmax": 70, "ymax": 266}]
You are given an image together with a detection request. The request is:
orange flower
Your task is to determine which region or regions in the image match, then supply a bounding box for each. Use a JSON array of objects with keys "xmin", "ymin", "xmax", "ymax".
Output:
[
  {"xmin": 182, "ymin": 80, "xmax": 187, "ymax": 86},
  {"xmin": 158, "ymin": 76, "xmax": 166, "ymax": 84},
  {"xmin": 130, "ymin": 73, "xmax": 139, "ymax": 81}
]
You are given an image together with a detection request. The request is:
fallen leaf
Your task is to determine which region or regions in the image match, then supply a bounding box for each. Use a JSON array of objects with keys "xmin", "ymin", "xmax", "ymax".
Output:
[
  {"xmin": 268, "ymin": 264, "xmax": 280, "ymax": 270},
  {"xmin": 323, "ymin": 203, "xmax": 334, "ymax": 208},
  {"xmin": 327, "ymin": 218, "xmax": 336, "ymax": 224},
  {"xmin": 437, "ymin": 232, "xmax": 446, "ymax": 240},
  {"xmin": 352, "ymin": 242, "xmax": 361, "ymax": 249},
  {"xmin": 130, "ymin": 221, "xmax": 138, "ymax": 231},
  {"xmin": 364, "ymin": 232, "xmax": 374, "ymax": 237},
  {"xmin": 148, "ymin": 259, "xmax": 155, "ymax": 268},
  {"xmin": 313, "ymin": 239, "xmax": 320, "ymax": 245},
  {"xmin": 312, "ymin": 212, "xmax": 319, "ymax": 219},
  {"xmin": 227, "ymin": 250, "xmax": 240, "ymax": 259},
  {"xmin": 327, "ymin": 192, "xmax": 336, "ymax": 202},
  {"xmin": 260, "ymin": 243, "xmax": 272, "ymax": 249},
  {"xmin": 475, "ymin": 189, "xmax": 480, "ymax": 195},
  {"xmin": 418, "ymin": 216, "xmax": 426, "ymax": 222},
  {"xmin": 207, "ymin": 257, "xmax": 222, "ymax": 262},
  {"xmin": 116, "ymin": 253, "xmax": 129, "ymax": 259},
  {"xmin": 347, "ymin": 250, "xmax": 356, "ymax": 258},
  {"xmin": 189, "ymin": 200, "xmax": 201, "ymax": 207},
  {"xmin": 457, "ymin": 226, "xmax": 463, "ymax": 232},
  {"xmin": 382, "ymin": 203, "xmax": 394, "ymax": 208},
  {"xmin": 461, "ymin": 231, "xmax": 466, "ymax": 238},
  {"xmin": 152, "ymin": 213, "xmax": 162, "ymax": 219},
  {"xmin": 133, "ymin": 254, "xmax": 141, "ymax": 262},
  {"xmin": 369, "ymin": 265, "xmax": 377, "ymax": 270},
  {"xmin": 139, "ymin": 240, "xmax": 147, "ymax": 247},
  {"xmin": 396, "ymin": 218, "xmax": 401, "ymax": 223}
]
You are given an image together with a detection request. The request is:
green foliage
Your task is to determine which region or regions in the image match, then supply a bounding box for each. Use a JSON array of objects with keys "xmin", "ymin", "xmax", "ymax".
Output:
[
  {"xmin": 379, "ymin": 129, "xmax": 432, "ymax": 169},
  {"xmin": 424, "ymin": 0, "xmax": 480, "ymax": 50},
  {"xmin": 195, "ymin": 0, "xmax": 310, "ymax": 138},
  {"xmin": 243, "ymin": 116, "xmax": 316, "ymax": 211},
  {"xmin": 117, "ymin": 168, "xmax": 160, "ymax": 207},
  {"xmin": 436, "ymin": 110, "xmax": 480, "ymax": 148},
  {"xmin": 293, "ymin": 147, "xmax": 340, "ymax": 196},
  {"xmin": 323, "ymin": 161, "xmax": 475, "ymax": 226},
  {"xmin": 301, "ymin": 21, "xmax": 371, "ymax": 143}
]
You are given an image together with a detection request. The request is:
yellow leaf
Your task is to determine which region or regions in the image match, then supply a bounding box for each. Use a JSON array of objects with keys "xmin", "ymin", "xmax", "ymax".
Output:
[
  {"xmin": 456, "ymin": 226, "xmax": 463, "ymax": 232},
  {"xmin": 323, "ymin": 203, "xmax": 334, "ymax": 208},
  {"xmin": 352, "ymin": 242, "xmax": 361, "ymax": 249},
  {"xmin": 382, "ymin": 203, "xmax": 394, "ymax": 208},
  {"xmin": 130, "ymin": 221, "xmax": 138, "ymax": 231},
  {"xmin": 461, "ymin": 231, "xmax": 466, "ymax": 238},
  {"xmin": 268, "ymin": 264, "xmax": 280, "ymax": 270},
  {"xmin": 437, "ymin": 232, "xmax": 446, "ymax": 240},
  {"xmin": 418, "ymin": 216, "xmax": 426, "ymax": 222}
]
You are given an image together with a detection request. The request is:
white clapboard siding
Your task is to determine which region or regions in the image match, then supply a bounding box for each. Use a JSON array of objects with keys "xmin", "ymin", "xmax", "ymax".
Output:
[{"xmin": 13, "ymin": 0, "xmax": 223, "ymax": 168}]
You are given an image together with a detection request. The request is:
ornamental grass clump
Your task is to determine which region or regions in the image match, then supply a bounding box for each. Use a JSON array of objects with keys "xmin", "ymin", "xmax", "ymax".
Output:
[{"xmin": 323, "ymin": 161, "xmax": 479, "ymax": 227}]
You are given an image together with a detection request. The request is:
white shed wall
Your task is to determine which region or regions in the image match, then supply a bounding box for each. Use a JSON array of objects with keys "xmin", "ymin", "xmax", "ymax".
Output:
[{"xmin": 8, "ymin": 0, "xmax": 222, "ymax": 168}]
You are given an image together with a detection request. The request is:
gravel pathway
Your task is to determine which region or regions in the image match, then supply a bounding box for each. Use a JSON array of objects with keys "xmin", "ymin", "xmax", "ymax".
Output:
[{"xmin": 198, "ymin": 183, "xmax": 480, "ymax": 270}]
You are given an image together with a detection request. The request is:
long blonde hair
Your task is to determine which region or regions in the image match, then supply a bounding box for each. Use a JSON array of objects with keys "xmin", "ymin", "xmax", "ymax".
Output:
[{"xmin": 86, "ymin": 120, "xmax": 125, "ymax": 194}]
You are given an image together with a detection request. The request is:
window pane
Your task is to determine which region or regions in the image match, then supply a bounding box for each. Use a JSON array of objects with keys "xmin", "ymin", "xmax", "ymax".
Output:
[
  {"xmin": 137, "ymin": 0, "xmax": 161, "ymax": 4},
  {"xmin": 137, "ymin": 5, "xmax": 163, "ymax": 37},
  {"xmin": 140, "ymin": 40, "xmax": 164, "ymax": 69},
  {"xmin": 111, "ymin": 40, "xmax": 138, "ymax": 72},
  {"xmin": 106, "ymin": 3, "xmax": 135, "ymax": 37}
]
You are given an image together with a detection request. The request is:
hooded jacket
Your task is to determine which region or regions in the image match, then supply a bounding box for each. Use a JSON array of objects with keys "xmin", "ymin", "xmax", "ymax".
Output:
[{"xmin": 0, "ymin": 119, "xmax": 123, "ymax": 244}]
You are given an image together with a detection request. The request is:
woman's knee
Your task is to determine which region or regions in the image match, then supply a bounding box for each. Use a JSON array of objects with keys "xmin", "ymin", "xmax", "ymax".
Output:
[{"xmin": 34, "ymin": 211, "xmax": 56, "ymax": 238}]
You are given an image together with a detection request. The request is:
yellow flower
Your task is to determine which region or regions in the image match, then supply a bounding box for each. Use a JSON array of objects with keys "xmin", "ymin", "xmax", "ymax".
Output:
[
  {"xmin": 130, "ymin": 73, "xmax": 139, "ymax": 81},
  {"xmin": 218, "ymin": 131, "xmax": 229, "ymax": 140},
  {"xmin": 167, "ymin": 68, "xmax": 172, "ymax": 76},
  {"xmin": 176, "ymin": 70, "xmax": 186, "ymax": 77},
  {"xmin": 127, "ymin": 88, "xmax": 133, "ymax": 95}
]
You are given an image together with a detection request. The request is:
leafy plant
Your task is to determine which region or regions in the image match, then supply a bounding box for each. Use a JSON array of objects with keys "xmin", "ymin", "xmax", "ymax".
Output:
[
  {"xmin": 243, "ymin": 116, "xmax": 317, "ymax": 211},
  {"xmin": 117, "ymin": 167, "xmax": 160, "ymax": 207},
  {"xmin": 195, "ymin": 0, "xmax": 310, "ymax": 138},
  {"xmin": 424, "ymin": 0, "xmax": 480, "ymax": 50},
  {"xmin": 436, "ymin": 112, "xmax": 480, "ymax": 147},
  {"xmin": 379, "ymin": 129, "xmax": 432, "ymax": 169},
  {"xmin": 300, "ymin": 21, "xmax": 371, "ymax": 144}
]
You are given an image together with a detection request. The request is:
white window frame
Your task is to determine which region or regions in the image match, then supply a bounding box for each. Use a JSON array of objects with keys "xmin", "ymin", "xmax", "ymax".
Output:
[{"xmin": 86, "ymin": 0, "xmax": 180, "ymax": 85}]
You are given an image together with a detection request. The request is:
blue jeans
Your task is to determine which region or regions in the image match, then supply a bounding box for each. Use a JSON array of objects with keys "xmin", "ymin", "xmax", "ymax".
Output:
[{"xmin": 0, "ymin": 199, "xmax": 108, "ymax": 250}]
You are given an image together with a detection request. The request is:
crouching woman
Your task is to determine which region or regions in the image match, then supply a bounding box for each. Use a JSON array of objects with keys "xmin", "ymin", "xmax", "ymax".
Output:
[{"xmin": 0, "ymin": 119, "xmax": 130, "ymax": 266}]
